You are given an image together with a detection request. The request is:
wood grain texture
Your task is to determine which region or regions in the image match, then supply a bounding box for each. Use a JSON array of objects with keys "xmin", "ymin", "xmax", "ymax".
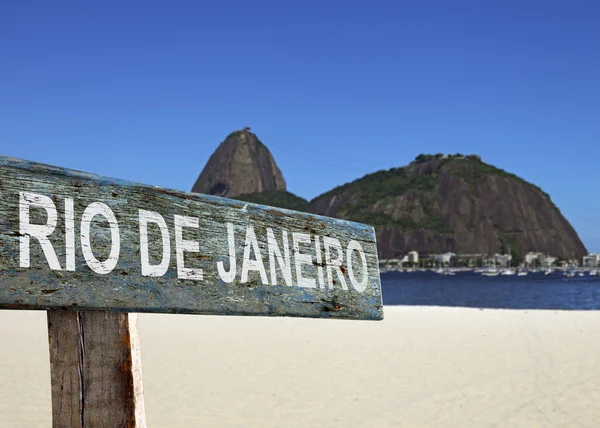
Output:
[
  {"xmin": 0, "ymin": 156, "xmax": 383, "ymax": 320},
  {"xmin": 47, "ymin": 310, "xmax": 146, "ymax": 428}
]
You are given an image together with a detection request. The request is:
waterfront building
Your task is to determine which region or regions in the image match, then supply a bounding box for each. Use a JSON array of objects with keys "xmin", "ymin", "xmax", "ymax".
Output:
[
  {"xmin": 539, "ymin": 254, "xmax": 558, "ymax": 267},
  {"xmin": 432, "ymin": 252, "xmax": 456, "ymax": 266},
  {"xmin": 493, "ymin": 253, "xmax": 512, "ymax": 268},
  {"xmin": 525, "ymin": 252, "xmax": 543, "ymax": 266},
  {"xmin": 582, "ymin": 254, "xmax": 600, "ymax": 267},
  {"xmin": 407, "ymin": 251, "xmax": 419, "ymax": 264}
]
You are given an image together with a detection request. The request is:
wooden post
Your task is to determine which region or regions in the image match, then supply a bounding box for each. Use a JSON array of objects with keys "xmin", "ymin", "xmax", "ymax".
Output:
[{"xmin": 47, "ymin": 310, "xmax": 146, "ymax": 428}]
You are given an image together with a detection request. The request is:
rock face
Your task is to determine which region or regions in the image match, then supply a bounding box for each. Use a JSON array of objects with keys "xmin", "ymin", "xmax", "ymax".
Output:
[
  {"xmin": 307, "ymin": 154, "xmax": 587, "ymax": 260},
  {"xmin": 192, "ymin": 129, "xmax": 286, "ymax": 198},
  {"xmin": 234, "ymin": 190, "xmax": 309, "ymax": 212}
]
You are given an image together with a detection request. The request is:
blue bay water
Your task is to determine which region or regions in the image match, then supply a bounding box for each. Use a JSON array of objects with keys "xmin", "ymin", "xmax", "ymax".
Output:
[{"xmin": 381, "ymin": 271, "xmax": 600, "ymax": 310}]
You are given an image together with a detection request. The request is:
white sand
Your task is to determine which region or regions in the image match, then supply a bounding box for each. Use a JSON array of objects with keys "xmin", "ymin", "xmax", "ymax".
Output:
[{"xmin": 1, "ymin": 307, "xmax": 600, "ymax": 427}]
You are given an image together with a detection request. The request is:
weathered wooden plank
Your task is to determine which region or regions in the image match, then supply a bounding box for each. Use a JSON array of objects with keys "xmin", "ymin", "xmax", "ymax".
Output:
[
  {"xmin": 0, "ymin": 156, "xmax": 383, "ymax": 320},
  {"xmin": 47, "ymin": 310, "xmax": 146, "ymax": 427}
]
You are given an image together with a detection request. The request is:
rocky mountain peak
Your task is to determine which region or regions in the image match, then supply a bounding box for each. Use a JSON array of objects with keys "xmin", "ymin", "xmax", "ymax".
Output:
[{"xmin": 191, "ymin": 128, "xmax": 286, "ymax": 198}]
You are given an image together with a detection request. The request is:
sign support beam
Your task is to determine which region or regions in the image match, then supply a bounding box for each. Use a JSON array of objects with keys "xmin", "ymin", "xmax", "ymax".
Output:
[{"xmin": 47, "ymin": 310, "xmax": 146, "ymax": 427}]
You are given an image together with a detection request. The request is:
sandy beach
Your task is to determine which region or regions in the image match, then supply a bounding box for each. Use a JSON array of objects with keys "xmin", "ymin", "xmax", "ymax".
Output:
[{"xmin": 1, "ymin": 306, "xmax": 599, "ymax": 427}]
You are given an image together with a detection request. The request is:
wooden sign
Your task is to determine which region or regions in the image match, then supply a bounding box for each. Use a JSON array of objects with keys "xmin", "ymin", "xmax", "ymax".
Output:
[
  {"xmin": 1, "ymin": 155, "xmax": 384, "ymax": 427},
  {"xmin": 0, "ymin": 156, "xmax": 383, "ymax": 320}
]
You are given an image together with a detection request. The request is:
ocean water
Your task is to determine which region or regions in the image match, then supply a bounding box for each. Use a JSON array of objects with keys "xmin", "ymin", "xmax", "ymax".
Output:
[{"xmin": 381, "ymin": 270, "xmax": 600, "ymax": 310}]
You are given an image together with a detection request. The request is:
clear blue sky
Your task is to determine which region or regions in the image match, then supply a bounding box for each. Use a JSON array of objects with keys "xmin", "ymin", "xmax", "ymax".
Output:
[{"xmin": 2, "ymin": 1, "xmax": 600, "ymax": 251}]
